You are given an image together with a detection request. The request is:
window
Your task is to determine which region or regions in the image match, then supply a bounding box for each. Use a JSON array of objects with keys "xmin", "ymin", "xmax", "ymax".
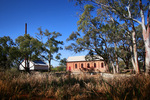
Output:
[
  {"xmin": 81, "ymin": 63, "xmax": 83, "ymax": 68},
  {"xmin": 87, "ymin": 63, "xmax": 90, "ymax": 68},
  {"xmin": 101, "ymin": 63, "xmax": 104, "ymax": 68},
  {"xmin": 75, "ymin": 64, "xmax": 77, "ymax": 68},
  {"xmin": 94, "ymin": 63, "xmax": 96, "ymax": 68}
]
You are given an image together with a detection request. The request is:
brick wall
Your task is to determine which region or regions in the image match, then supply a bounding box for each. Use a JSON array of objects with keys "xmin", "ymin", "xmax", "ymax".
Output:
[{"xmin": 66, "ymin": 60, "xmax": 106, "ymax": 72}]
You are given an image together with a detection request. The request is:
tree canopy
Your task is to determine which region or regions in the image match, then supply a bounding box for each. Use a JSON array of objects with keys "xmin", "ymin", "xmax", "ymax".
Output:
[
  {"xmin": 36, "ymin": 28, "xmax": 63, "ymax": 71},
  {"xmin": 66, "ymin": 0, "xmax": 149, "ymax": 73},
  {"xmin": 0, "ymin": 36, "xmax": 16, "ymax": 69}
]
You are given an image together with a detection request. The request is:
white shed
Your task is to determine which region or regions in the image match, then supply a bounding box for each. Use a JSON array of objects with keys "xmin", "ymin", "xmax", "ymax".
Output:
[{"xmin": 19, "ymin": 60, "xmax": 48, "ymax": 71}]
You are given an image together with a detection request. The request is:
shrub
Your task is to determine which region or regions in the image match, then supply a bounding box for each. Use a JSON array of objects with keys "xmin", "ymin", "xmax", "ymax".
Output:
[{"xmin": 0, "ymin": 70, "xmax": 150, "ymax": 100}]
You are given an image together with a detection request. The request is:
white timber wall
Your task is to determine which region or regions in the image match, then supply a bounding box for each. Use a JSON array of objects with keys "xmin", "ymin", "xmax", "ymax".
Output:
[{"xmin": 19, "ymin": 60, "xmax": 34, "ymax": 70}]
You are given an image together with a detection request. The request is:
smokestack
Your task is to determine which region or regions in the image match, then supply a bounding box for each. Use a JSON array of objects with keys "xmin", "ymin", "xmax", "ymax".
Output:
[{"xmin": 25, "ymin": 23, "xmax": 27, "ymax": 34}]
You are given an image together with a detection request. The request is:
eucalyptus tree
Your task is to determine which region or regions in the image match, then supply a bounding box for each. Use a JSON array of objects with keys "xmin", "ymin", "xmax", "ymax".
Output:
[
  {"xmin": 70, "ymin": 0, "xmax": 150, "ymax": 74},
  {"xmin": 66, "ymin": 5, "xmax": 119, "ymax": 73},
  {"xmin": 103, "ymin": 20, "xmax": 127, "ymax": 73},
  {"xmin": 115, "ymin": 25, "xmax": 145, "ymax": 70},
  {"xmin": 37, "ymin": 28, "xmax": 63, "ymax": 71},
  {"xmin": 0, "ymin": 36, "xmax": 16, "ymax": 69},
  {"xmin": 15, "ymin": 34, "xmax": 43, "ymax": 72},
  {"xmin": 67, "ymin": 4, "xmax": 139, "ymax": 73}
]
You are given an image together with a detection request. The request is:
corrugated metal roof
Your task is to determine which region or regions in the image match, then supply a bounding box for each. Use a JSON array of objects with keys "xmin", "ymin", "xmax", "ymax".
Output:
[
  {"xmin": 67, "ymin": 55, "xmax": 103, "ymax": 62},
  {"xmin": 32, "ymin": 60, "xmax": 48, "ymax": 66},
  {"xmin": 33, "ymin": 60, "xmax": 46, "ymax": 64}
]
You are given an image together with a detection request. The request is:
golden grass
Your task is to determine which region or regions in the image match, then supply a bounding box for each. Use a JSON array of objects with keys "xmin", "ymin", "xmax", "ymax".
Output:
[{"xmin": 0, "ymin": 69, "xmax": 150, "ymax": 100}]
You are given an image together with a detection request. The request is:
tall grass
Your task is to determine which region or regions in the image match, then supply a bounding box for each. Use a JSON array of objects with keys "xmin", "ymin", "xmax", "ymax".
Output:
[{"xmin": 0, "ymin": 69, "xmax": 150, "ymax": 100}]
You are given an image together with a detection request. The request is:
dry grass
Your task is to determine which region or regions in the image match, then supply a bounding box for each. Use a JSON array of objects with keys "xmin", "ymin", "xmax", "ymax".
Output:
[{"xmin": 0, "ymin": 69, "xmax": 150, "ymax": 100}]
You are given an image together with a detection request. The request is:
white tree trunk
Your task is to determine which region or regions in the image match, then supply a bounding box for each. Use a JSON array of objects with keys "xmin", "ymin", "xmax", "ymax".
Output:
[
  {"xmin": 128, "ymin": 32, "xmax": 136, "ymax": 72},
  {"xmin": 131, "ymin": 55, "xmax": 136, "ymax": 73},
  {"xmin": 132, "ymin": 31, "xmax": 140, "ymax": 73},
  {"xmin": 139, "ymin": 0, "xmax": 150, "ymax": 74},
  {"xmin": 116, "ymin": 58, "xmax": 119, "ymax": 73},
  {"xmin": 127, "ymin": 3, "xmax": 140, "ymax": 74},
  {"xmin": 114, "ymin": 43, "xmax": 119, "ymax": 73},
  {"xmin": 145, "ymin": 41, "xmax": 150, "ymax": 73},
  {"xmin": 146, "ymin": 4, "xmax": 150, "ymax": 74},
  {"xmin": 111, "ymin": 62, "xmax": 116, "ymax": 74},
  {"xmin": 145, "ymin": 22, "xmax": 150, "ymax": 73}
]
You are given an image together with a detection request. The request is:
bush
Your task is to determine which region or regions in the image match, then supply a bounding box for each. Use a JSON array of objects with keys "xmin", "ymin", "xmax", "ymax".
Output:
[{"xmin": 0, "ymin": 70, "xmax": 150, "ymax": 100}]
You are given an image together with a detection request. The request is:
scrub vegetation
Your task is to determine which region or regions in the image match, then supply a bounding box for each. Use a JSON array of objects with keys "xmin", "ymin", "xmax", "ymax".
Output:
[{"xmin": 0, "ymin": 69, "xmax": 150, "ymax": 100}]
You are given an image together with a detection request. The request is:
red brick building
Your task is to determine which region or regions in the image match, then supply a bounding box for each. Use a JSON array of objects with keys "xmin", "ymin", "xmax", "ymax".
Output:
[{"xmin": 66, "ymin": 56, "xmax": 107, "ymax": 73}]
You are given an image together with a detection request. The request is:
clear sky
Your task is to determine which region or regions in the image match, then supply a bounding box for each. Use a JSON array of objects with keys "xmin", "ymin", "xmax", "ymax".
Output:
[{"xmin": 0, "ymin": 0, "xmax": 87, "ymax": 66}]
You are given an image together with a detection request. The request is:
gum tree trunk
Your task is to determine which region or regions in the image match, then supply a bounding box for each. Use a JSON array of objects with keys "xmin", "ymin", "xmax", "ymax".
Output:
[
  {"xmin": 114, "ymin": 42, "xmax": 119, "ymax": 73},
  {"xmin": 132, "ymin": 31, "xmax": 140, "ymax": 73},
  {"xmin": 127, "ymin": 3, "xmax": 140, "ymax": 74},
  {"xmin": 139, "ymin": 0, "xmax": 150, "ymax": 74}
]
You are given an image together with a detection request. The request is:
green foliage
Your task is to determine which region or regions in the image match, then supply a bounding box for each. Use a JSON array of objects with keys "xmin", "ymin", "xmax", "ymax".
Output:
[
  {"xmin": 15, "ymin": 34, "xmax": 43, "ymax": 61},
  {"xmin": 66, "ymin": 4, "xmax": 122, "ymax": 70},
  {"xmin": 55, "ymin": 53, "xmax": 61, "ymax": 60},
  {"xmin": 56, "ymin": 66, "xmax": 66, "ymax": 71},
  {"xmin": 37, "ymin": 28, "xmax": 63, "ymax": 71},
  {"xmin": 59, "ymin": 58, "xmax": 67, "ymax": 66},
  {"xmin": 0, "ymin": 36, "xmax": 17, "ymax": 69},
  {"xmin": 51, "ymin": 58, "xmax": 66, "ymax": 72},
  {"xmin": 13, "ymin": 34, "xmax": 44, "ymax": 72},
  {"xmin": 67, "ymin": 0, "xmax": 149, "ymax": 73},
  {"xmin": 51, "ymin": 67, "xmax": 58, "ymax": 72}
]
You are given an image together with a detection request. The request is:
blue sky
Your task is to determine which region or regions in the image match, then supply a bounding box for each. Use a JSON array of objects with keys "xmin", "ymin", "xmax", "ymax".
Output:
[
  {"xmin": 0, "ymin": 0, "xmax": 87, "ymax": 66},
  {"xmin": 1, "ymin": 0, "xmax": 148, "ymax": 67}
]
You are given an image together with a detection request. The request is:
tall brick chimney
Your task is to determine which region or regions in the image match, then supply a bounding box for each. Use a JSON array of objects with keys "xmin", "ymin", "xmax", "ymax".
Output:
[{"xmin": 25, "ymin": 23, "xmax": 27, "ymax": 34}]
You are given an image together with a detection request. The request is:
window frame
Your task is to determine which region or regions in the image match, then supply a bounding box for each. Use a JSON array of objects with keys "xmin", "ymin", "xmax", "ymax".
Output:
[
  {"xmin": 94, "ymin": 63, "xmax": 96, "ymax": 68},
  {"xmin": 81, "ymin": 63, "xmax": 83, "ymax": 68},
  {"xmin": 101, "ymin": 63, "xmax": 104, "ymax": 68},
  {"xmin": 75, "ymin": 64, "xmax": 77, "ymax": 69},
  {"xmin": 87, "ymin": 63, "xmax": 90, "ymax": 68}
]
